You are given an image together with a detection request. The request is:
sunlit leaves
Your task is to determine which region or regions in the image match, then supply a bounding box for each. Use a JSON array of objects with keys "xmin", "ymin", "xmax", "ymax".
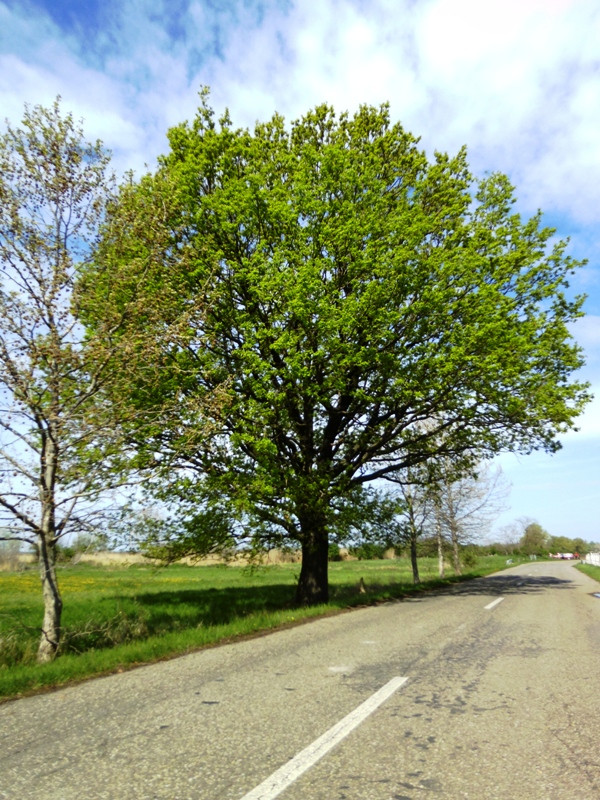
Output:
[{"xmin": 84, "ymin": 97, "xmax": 591, "ymax": 601}]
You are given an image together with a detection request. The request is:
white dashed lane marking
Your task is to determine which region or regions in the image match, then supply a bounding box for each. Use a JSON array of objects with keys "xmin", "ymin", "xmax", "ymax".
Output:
[{"xmin": 239, "ymin": 676, "xmax": 409, "ymax": 800}]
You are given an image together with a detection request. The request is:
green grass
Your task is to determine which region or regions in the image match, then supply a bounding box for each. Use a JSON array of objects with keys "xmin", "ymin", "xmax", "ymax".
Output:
[
  {"xmin": 576, "ymin": 562, "xmax": 600, "ymax": 583},
  {"xmin": 0, "ymin": 554, "xmax": 515, "ymax": 701}
]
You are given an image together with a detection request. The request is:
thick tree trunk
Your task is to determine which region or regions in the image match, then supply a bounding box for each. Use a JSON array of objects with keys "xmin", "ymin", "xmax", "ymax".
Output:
[
  {"xmin": 37, "ymin": 535, "xmax": 62, "ymax": 663},
  {"xmin": 295, "ymin": 512, "xmax": 329, "ymax": 605}
]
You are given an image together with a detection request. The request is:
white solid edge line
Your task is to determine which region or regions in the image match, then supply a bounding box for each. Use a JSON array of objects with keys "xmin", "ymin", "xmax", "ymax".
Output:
[
  {"xmin": 484, "ymin": 597, "xmax": 505, "ymax": 610},
  {"xmin": 239, "ymin": 676, "xmax": 409, "ymax": 800}
]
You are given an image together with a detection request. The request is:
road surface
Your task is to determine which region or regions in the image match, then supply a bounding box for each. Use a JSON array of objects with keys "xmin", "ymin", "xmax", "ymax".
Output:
[{"xmin": 1, "ymin": 560, "xmax": 599, "ymax": 799}]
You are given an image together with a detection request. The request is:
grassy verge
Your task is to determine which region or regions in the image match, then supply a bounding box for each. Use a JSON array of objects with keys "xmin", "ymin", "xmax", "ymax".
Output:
[
  {"xmin": 576, "ymin": 563, "xmax": 600, "ymax": 583},
  {"xmin": 0, "ymin": 554, "xmax": 517, "ymax": 701}
]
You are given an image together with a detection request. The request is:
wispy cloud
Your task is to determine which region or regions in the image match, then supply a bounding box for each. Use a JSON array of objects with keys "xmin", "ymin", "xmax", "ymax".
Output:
[
  {"xmin": 3, "ymin": 0, "xmax": 600, "ymax": 219},
  {"xmin": 2, "ymin": 0, "xmax": 599, "ymax": 534}
]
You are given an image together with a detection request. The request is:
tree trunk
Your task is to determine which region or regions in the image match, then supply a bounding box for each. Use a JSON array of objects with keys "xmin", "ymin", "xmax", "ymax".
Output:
[
  {"xmin": 436, "ymin": 520, "xmax": 445, "ymax": 578},
  {"xmin": 450, "ymin": 522, "xmax": 462, "ymax": 576},
  {"xmin": 37, "ymin": 432, "xmax": 62, "ymax": 663},
  {"xmin": 295, "ymin": 512, "xmax": 329, "ymax": 605},
  {"xmin": 37, "ymin": 535, "xmax": 62, "ymax": 663},
  {"xmin": 409, "ymin": 529, "xmax": 420, "ymax": 585}
]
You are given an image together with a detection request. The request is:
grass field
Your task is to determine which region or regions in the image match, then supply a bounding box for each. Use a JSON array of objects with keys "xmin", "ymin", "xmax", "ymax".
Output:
[
  {"xmin": 576, "ymin": 562, "xmax": 600, "ymax": 583},
  {"xmin": 0, "ymin": 554, "xmax": 533, "ymax": 701}
]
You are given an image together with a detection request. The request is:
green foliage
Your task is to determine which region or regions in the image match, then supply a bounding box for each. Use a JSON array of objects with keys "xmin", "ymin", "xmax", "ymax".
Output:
[
  {"xmin": 571, "ymin": 538, "xmax": 589, "ymax": 555},
  {"xmin": 55, "ymin": 544, "xmax": 77, "ymax": 563},
  {"xmin": 82, "ymin": 94, "xmax": 590, "ymax": 604},
  {"xmin": 350, "ymin": 542, "xmax": 389, "ymax": 560},
  {"xmin": 548, "ymin": 535, "xmax": 589, "ymax": 554},
  {"xmin": 328, "ymin": 543, "xmax": 342, "ymax": 561},
  {"xmin": 416, "ymin": 536, "xmax": 443, "ymax": 558},
  {"xmin": 127, "ymin": 503, "xmax": 237, "ymax": 564},
  {"xmin": 461, "ymin": 547, "xmax": 479, "ymax": 568},
  {"xmin": 520, "ymin": 522, "xmax": 550, "ymax": 555},
  {"xmin": 55, "ymin": 532, "xmax": 108, "ymax": 563},
  {"xmin": 0, "ymin": 540, "xmax": 21, "ymax": 571}
]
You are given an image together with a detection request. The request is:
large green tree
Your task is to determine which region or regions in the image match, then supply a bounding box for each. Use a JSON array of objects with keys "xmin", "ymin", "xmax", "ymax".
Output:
[{"xmin": 85, "ymin": 98, "xmax": 590, "ymax": 604}]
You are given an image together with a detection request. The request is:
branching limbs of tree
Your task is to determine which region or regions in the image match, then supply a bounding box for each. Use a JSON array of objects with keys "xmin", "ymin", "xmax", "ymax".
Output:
[
  {"xmin": 0, "ymin": 101, "xmax": 207, "ymax": 660},
  {"xmin": 82, "ymin": 96, "xmax": 590, "ymax": 604}
]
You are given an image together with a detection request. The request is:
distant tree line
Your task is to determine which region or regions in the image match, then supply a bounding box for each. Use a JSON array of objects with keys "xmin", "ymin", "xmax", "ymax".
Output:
[{"xmin": 513, "ymin": 521, "xmax": 595, "ymax": 557}]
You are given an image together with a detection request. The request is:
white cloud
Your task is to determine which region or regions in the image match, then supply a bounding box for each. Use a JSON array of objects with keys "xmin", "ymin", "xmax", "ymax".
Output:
[
  {"xmin": 1, "ymin": 0, "xmax": 599, "ymax": 539},
  {"xmin": 3, "ymin": 0, "xmax": 599, "ymax": 223},
  {"xmin": 398, "ymin": 0, "xmax": 600, "ymax": 222},
  {"xmin": 197, "ymin": 1, "xmax": 421, "ymax": 129},
  {"xmin": 565, "ymin": 391, "xmax": 600, "ymax": 439}
]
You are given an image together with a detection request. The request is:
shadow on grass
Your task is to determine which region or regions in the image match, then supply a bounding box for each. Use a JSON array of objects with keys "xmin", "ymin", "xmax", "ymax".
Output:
[
  {"xmin": 109, "ymin": 570, "xmax": 576, "ymax": 637},
  {"xmin": 107, "ymin": 571, "xmax": 551, "ymax": 637},
  {"xmin": 123, "ymin": 583, "xmax": 298, "ymax": 632},
  {"xmin": 0, "ymin": 562, "xmax": 580, "ymax": 702}
]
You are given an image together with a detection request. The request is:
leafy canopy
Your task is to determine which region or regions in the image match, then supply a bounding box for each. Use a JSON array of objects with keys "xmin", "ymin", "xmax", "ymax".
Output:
[{"xmin": 83, "ymin": 96, "xmax": 590, "ymax": 598}]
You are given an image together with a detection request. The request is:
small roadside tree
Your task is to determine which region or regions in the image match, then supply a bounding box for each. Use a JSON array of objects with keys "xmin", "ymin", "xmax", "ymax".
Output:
[
  {"xmin": 392, "ymin": 481, "xmax": 430, "ymax": 584},
  {"xmin": 387, "ymin": 456, "xmax": 509, "ymax": 580},
  {"xmin": 0, "ymin": 538, "xmax": 21, "ymax": 571},
  {"xmin": 384, "ymin": 460, "xmax": 440, "ymax": 584},
  {"xmin": 492, "ymin": 521, "xmax": 525, "ymax": 555},
  {"xmin": 83, "ymin": 97, "xmax": 590, "ymax": 605},
  {"xmin": 0, "ymin": 100, "xmax": 128, "ymax": 661},
  {"xmin": 430, "ymin": 460, "xmax": 510, "ymax": 575},
  {"xmin": 520, "ymin": 522, "xmax": 550, "ymax": 556}
]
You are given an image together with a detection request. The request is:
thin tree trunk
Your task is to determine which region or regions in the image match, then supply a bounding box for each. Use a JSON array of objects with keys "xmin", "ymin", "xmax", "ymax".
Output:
[
  {"xmin": 37, "ymin": 535, "xmax": 62, "ymax": 662},
  {"xmin": 37, "ymin": 434, "xmax": 62, "ymax": 663},
  {"xmin": 450, "ymin": 521, "xmax": 462, "ymax": 576},
  {"xmin": 433, "ymin": 496, "xmax": 445, "ymax": 578},
  {"xmin": 409, "ymin": 528, "xmax": 420, "ymax": 584},
  {"xmin": 436, "ymin": 518, "xmax": 445, "ymax": 578}
]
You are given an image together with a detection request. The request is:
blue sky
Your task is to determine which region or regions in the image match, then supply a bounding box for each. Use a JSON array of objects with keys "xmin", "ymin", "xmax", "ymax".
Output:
[{"xmin": 2, "ymin": 0, "xmax": 599, "ymax": 542}]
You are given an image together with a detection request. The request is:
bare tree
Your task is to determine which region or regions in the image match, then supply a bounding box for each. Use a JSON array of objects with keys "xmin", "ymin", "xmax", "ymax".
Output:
[
  {"xmin": 0, "ymin": 100, "xmax": 221, "ymax": 661},
  {"xmin": 431, "ymin": 460, "xmax": 510, "ymax": 575},
  {"xmin": 388, "ymin": 453, "xmax": 510, "ymax": 580},
  {"xmin": 397, "ymin": 484, "xmax": 427, "ymax": 584},
  {"xmin": 386, "ymin": 464, "xmax": 436, "ymax": 584},
  {"xmin": 0, "ymin": 100, "xmax": 123, "ymax": 662}
]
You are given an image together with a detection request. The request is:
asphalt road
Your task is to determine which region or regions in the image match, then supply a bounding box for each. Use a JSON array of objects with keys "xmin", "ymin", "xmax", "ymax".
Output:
[{"xmin": 1, "ymin": 561, "xmax": 599, "ymax": 800}]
